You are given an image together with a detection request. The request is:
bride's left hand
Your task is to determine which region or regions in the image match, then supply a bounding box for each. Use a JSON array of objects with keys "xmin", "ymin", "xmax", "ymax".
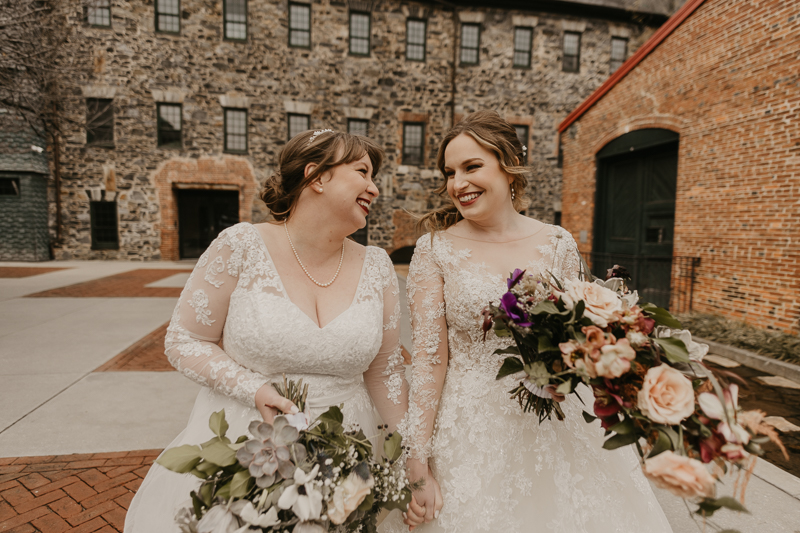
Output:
[{"xmin": 544, "ymin": 385, "xmax": 566, "ymax": 403}]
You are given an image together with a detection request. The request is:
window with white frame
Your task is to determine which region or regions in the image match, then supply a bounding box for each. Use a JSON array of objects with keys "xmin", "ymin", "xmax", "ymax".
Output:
[
  {"xmin": 224, "ymin": 0, "xmax": 247, "ymax": 40},
  {"xmin": 224, "ymin": 108, "xmax": 247, "ymax": 152},
  {"xmin": 156, "ymin": 0, "xmax": 180, "ymax": 33},
  {"xmin": 563, "ymin": 31, "xmax": 581, "ymax": 72},
  {"xmin": 288, "ymin": 113, "xmax": 310, "ymax": 140},
  {"xmin": 460, "ymin": 23, "xmax": 480, "ymax": 65},
  {"xmin": 349, "ymin": 11, "xmax": 370, "ymax": 56},
  {"xmin": 86, "ymin": 0, "xmax": 111, "ymax": 26},
  {"xmin": 348, "ymin": 119, "xmax": 369, "ymax": 137},
  {"xmin": 610, "ymin": 37, "xmax": 628, "ymax": 72},
  {"xmin": 513, "ymin": 27, "xmax": 533, "ymax": 68},
  {"xmin": 403, "ymin": 123, "xmax": 425, "ymax": 166}
]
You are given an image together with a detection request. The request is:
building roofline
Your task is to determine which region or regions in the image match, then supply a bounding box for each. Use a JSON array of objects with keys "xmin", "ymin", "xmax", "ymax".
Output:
[
  {"xmin": 425, "ymin": 0, "xmax": 671, "ymax": 25},
  {"xmin": 557, "ymin": 0, "xmax": 707, "ymax": 133}
]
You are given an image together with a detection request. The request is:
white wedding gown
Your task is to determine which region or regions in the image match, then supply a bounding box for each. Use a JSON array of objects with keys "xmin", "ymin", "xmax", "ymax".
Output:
[
  {"xmin": 390, "ymin": 227, "xmax": 673, "ymax": 533},
  {"xmin": 124, "ymin": 222, "xmax": 408, "ymax": 532}
]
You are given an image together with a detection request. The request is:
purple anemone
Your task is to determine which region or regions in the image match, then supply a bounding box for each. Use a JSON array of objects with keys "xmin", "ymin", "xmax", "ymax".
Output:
[{"xmin": 499, "ymin": 292, "xmax": 532, "ymax": 327}]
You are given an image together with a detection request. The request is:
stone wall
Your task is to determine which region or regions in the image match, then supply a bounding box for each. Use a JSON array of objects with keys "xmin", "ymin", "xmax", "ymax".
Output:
[
  {"xmin": 53, "ymin": 0, "xmax": 665, "ymax": 260},
  {"xmin": 559, "ymin": 0, "xmax": 800, "ymax": 334}
]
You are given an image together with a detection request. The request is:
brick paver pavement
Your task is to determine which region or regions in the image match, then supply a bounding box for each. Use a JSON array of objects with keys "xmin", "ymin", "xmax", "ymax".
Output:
[
  {"xmin": 0, "ymin": 450, "xmax": 161, "ymax": 533},
  {"xmin": 94, "ymin": 323, "xmax": 174, "ymax": 373},
  {"xmin": 26, "ymin": 270, "xmax": 191, "ymax": 299},
  {"xmin": 0, "ymin": 268, "xmax": 69, "ymax": 279}
]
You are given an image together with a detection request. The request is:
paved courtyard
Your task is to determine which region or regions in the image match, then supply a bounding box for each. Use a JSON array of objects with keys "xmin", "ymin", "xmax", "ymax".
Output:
[{"xmin": 0, "ymin": 261, "xmax": 799, "ymax": 533}]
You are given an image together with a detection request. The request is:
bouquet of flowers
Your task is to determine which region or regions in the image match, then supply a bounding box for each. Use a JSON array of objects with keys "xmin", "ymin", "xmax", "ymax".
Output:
[
  {"xmin": 484, "ymin": 266, "xmax": 787, "ymax": 521},
  {"xmin": 157, "ymin": 378, "xmax": 412, "ymax": 533}
]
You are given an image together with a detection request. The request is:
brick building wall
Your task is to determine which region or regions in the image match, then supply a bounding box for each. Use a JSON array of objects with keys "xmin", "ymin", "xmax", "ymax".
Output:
[
  {"xmin": 52, "ymin": 0, "xmax": 672, "ymax": 261},
  {"xmin": 559, "ymin": 0, "xmax": 800, "ymax": 333}
]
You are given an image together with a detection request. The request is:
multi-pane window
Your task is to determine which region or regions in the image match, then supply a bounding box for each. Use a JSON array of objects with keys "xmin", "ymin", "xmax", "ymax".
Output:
[
  {"xmin": 610, "ymin": 37, "xmax": 628, "ymax": 72},
  {"xmin": 157, "ymin": 104, "xmax": 182, "ymax": 148},
  {"xmin": 224, "ymin": 108, "xmax": 247, "ymax": 153},
  {"xmin": 514, "ymin": 125, "xmax": 529, "ymax": 164},
  {"xmin": 406, "ymin": 18, "xmax": 426, "ymax": 61},
  {"xmin": 224, "ymin": 0, "xmax": 247, "ymax": 40},
  {"xmin": 403, "ymin": 123, "xmax": 424, "ymax": 166},
  {"xmin": 86, "ymin": 0, "xmax": 111, "ymax": 27},
  {"xmin": 289, "ymin": 3, "xmax": 311, "ymax": 48},
  {"xmin": 563, "ymin": 31, "xmax": 581, "ymax": 73},
  {"xmin": 348, "ymin": 119, "xmax": 369, "ymax": 137},
  {"xmin": 513, "ymin": 27, "xmax": 533, "ymax": 68},
  {"xmin": 0, "ymin": 178, "xmax": 20, "ymax": 196},
  {"xmin": 90, "ymin": 201, "xmax": 119, "ymax": 250},
  {"xmin": 460, "ymin": 23, "xmax": 480, "ymax": 65},
  {"xmin": 349, "ymin": 11, "xmax": 370, "ymax": 56},
  {"xmin": 155, "ymin": 0, "xmax": 180, "ymax": 33},
  {"xmin": 287, "ymin": 113, "xmax": 310, "ymax": 140},
  {"xmin": 86, "ymin": 98, "xmax": 114, "ymax": 146}
]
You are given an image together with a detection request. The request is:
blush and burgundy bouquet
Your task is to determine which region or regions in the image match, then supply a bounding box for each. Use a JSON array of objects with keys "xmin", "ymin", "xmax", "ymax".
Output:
[{"xmin": 483, "ymin": 266, "xmax": 787, "ymax": 521}]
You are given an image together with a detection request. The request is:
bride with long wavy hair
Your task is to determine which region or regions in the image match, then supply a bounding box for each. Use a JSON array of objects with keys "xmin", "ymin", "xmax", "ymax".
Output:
[{"xmin": 396, "ymin": 110, "xmax": 673, "ymax": 533}]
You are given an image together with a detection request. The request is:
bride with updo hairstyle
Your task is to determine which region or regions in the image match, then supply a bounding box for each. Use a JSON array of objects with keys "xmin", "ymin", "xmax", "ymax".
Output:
[{"xmin": 125, "ymin": 129, "xmax": 413, "ymax": 532}]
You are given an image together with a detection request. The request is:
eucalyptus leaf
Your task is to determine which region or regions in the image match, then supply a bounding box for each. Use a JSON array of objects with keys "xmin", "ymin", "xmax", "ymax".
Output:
[
  {"xmin": 609, "ymin": 417, "xmax": 636, "ymax": 435},
  {"xmin": 556, "ymin": 381, "xmax": 574, "ymax": 395},
  {"xmin": 696, "ymin": 496, "xmax": 750, "ymax": 516},
  {"xmin": 537, "ymin": 335, "xmax": 559, "ymax": 354},
  {"xmin": 655, "ymin": 426, "xmax": 681, "ymax": 450},
  {"xmin": 641, "ymin": 304, "xmax": 683, "ymax": 329},
  {"xmin": 648, "ymin": 430, "xmax": 673, "ymax": 458},
  {"xmin": 156, "ymin": 444, "xmax": 202, "ymax": 473},
  {"xmin": 524, "ymin": 361, "xmax": 551, "ymax": 387},
  {"xmin": 495, "ymin": 346, "xmax": 521, "ymax": 356},
  {"xmin": 216, "ymin": 480, "xmax": 232, "ymax": 500},
  {"xmin": 602, "ymin": 432, "xmax": 639, "ymax": 450},
  {"xmin": 209, "ymin": 409, "xmax": 229, "ymax": 439},
  {"xmin": 383, "ymin": 431, "xmax": 403, "ymax": 462},
  {"xmin": 319, "ymin": 406, "xmax": 344, "ymax": 425},
  {"xmin": 200, "ymin": 440, "xmax": 237, "ymax": 467},
  {"xmin": 229, "ymin": 469, "xmax": 252, "ymax": 499},
  {"xmin": 653, "ymin": 338, "xmax": 691, "ymax": 364},
  {"xmin": 496, "ymin": 357, "xmax": 524, "ymax": 380},
  {"xmin": 199, "ymin": 481, "xmax": 214, "ymax": 507}
]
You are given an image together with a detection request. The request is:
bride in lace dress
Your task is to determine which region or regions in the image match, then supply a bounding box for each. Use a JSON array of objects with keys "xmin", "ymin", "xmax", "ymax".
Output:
[
  {"xmin": 396, "ymin": 111, "xmax": 673, "ymax": 533},
  {"xmin": 125, "ymin": 130, "xmax": 409, "ymax": 532}
]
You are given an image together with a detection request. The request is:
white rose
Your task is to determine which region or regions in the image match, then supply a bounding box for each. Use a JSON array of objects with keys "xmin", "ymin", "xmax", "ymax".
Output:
[
  {"xmin": 655, "ymin": 327, "xmax": 708, "ymax": 362},
  {"xmin": 595, "ymin": 339, "xmax": 637, "ymax": 379},
  {"xmin": 638, "ymin": 365, "xmax": 695, "ymax": 425},
  {"xmin": 559, "ymin": 279, "xmax": 622, "ymax": 327},
  {"xmin": 327, "ymin": 472, "xmax": 374, "ymax": 525},
  {"xmin": 197, "ymin": 505, "xmax": 240, "ymax": 533}
]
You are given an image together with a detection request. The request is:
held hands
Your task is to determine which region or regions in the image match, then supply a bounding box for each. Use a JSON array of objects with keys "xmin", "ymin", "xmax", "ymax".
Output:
[
  {"xmin": 403, "ymin": 461, "xmax": 443, "ymax": 531},
  {"xmin": 255, "ymin": 383, "xmax": 299, "ymax": 423}
]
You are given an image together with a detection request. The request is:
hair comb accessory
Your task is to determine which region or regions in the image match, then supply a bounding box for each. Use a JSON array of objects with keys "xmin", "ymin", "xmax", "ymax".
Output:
[{"xmin": 307, "ymin": 129, "xmax": 334, "ymax": 144}]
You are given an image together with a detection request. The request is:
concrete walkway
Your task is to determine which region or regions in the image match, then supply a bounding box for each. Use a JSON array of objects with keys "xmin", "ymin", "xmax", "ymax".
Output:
[{"xmin": 1, "ymin": 260, "xmax": 799, "ymax": 533}]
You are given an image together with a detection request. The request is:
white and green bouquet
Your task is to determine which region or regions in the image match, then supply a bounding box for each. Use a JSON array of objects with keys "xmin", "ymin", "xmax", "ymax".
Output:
[{"xmin": 157, "ymin": 379, "xmax": 411, "ymax": 533}]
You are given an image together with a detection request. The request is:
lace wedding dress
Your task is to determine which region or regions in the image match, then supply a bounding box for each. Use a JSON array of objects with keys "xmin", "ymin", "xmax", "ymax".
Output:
[
  {"xmin": 124, "ymin": 222, "xmax": 408, "ymax": 532},
  {"xmin": 391, "ymin": 226, "xmax": 673, "ymax": 533}
]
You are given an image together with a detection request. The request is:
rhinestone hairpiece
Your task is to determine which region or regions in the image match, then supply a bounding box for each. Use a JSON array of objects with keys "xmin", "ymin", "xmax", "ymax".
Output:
[{"xmin": 308, "ymin": 129, "xmax": 334, "ymax": 144}]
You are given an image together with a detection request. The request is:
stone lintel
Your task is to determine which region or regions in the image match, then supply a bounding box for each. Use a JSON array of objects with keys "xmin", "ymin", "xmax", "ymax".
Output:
[
  {"xmin": 398, "ymin": 111, "xmax": 429, "ymax": 123},
  {"xmin": 562, "ymin": 20, "xmax": 587, "ymax": 33},
  {"xmin": 220, "ymin": 94, "xmax": 251, "ymax": 109},
  {"xmin": 103, "ymin": 164, "xmax": 117, "ymax": 192},
  {"xmin": 284, "ymin": 100, "xmax": 314, "ymax": 115},
  {"xmin": 151, "ymin": 89, "xmax": 186, "ymax": 103},
  {"xmin": 344, "ymin": 107, "xmax": 375, "ymax": 120},
  {"xmin": 609, "ymin": 25, "xmax": 632, "ymax": 38},
  {"xmin": 458, "ymin": 11, "xmax": 485, "ymax": 24},
  {"xmin": 82, "ymin": 86, "xmax": 117, "ymax": 99},
  {"xmin": 512, "ymin": 15, "xmax": 538, "ymax": 28},
  {"xmin": 401, "ymin": 5, "xmax": 429, "ymax": 19}
]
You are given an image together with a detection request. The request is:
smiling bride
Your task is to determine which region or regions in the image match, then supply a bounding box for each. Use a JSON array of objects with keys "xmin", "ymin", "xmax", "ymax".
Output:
[{"xmin": 124, "ymin": 130, "xmax": 410, "ymax": 532}]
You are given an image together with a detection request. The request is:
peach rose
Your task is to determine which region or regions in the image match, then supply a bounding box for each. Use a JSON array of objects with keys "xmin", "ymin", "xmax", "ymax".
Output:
[
  {"xmin": 327, "ymin": 472, "xmax": 374, "ymax": 525},
  {"xmin": 643, "ymin": 451, "xmax": 716, "ymax": 499},
  {"xmin": 559, "ymin": 280, "xmax": 622, "ymax": 328},
  {"xmin": 638, "ymin": 364, "xmax": 695, "ymax": 425},
  {"xmin": 595, "ymin": 339, "xmax": 637, "ymax": 379}
]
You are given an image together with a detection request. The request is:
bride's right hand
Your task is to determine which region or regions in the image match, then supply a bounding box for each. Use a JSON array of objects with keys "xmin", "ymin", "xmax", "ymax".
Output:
[
  {"xmin": 255, "ymin": 384, "xmax": 299, "ymax": 423},
  {"xmin": 404, "ymin": 460, "xmax": 443, "ymax": 530}
]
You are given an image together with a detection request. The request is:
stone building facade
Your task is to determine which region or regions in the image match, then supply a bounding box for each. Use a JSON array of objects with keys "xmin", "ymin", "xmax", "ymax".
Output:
[
  {"xmin": 48, "ymin": 0, "xmax": 678, "ymax": 261},
  {"xmin": 558, "ymin": 0, "xmax": 799, "ymax": 333}
]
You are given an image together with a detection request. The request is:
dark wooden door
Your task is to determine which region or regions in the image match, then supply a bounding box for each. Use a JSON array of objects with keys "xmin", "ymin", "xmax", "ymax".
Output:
[
  {"xmin": 177, "ymin": 189, "xmax": 239, "ymax": 259},
  {"xmin": 594, "ymin": 136, "xmax": 678, "ymax": 307}
]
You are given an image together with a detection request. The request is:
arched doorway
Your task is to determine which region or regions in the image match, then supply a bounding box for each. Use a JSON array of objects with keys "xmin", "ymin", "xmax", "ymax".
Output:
[{"xmin": 593, "ymin": 129, "xmax": 679, "ymax": 308}]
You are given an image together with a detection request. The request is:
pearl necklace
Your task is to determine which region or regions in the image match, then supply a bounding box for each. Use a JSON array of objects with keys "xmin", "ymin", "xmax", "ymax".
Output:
[{"xmin": 284, "ymin": 222, "xmax": 345, "ymax": 288}]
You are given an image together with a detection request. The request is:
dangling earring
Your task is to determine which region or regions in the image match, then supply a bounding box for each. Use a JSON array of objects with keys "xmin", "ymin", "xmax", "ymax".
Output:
[{"xmin": 511, "ymin": 187, "xmax": 516, "ymax": 201}]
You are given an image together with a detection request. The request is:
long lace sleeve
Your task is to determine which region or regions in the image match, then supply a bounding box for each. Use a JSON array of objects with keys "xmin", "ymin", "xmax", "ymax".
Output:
[
  {"xmin": 557, "ymin": 229, "xmax": 582, "ymax": 281},
  {"xmin": 398, "ymin": 236, "xmax": 448, "ymax": 464},
  {"xmin": 363, "ymin": 250, "xmax": 409, "ymax": 432},
  {"xmin": 165, "ymin": 226, "xmax": 269, "ymax": 407}
]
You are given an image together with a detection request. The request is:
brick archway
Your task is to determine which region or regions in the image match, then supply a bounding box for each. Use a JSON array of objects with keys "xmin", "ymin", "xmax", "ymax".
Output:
[{"xmin": 153, "ymin": 156, "xmax": 258, "ymax": 261}]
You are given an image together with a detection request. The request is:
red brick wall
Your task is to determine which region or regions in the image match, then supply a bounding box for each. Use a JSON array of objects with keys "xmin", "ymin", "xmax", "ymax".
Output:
[
  {"xmin": 153, "ymin": 157, "xmax": 258, "ymax": 261},
  {"xmin": 561, "ymin": 0, "xmax": 800, "ymax": 334}
]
